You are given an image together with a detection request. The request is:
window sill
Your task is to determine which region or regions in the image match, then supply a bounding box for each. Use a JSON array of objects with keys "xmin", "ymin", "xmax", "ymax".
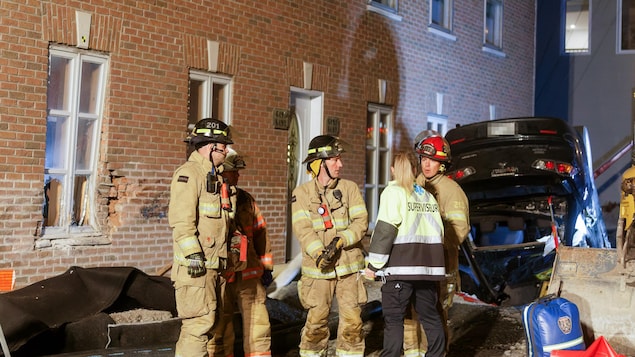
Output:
[
  {"xmin": 36, "ymin": 231, "xmax": 110, "ymax": 248},
  {"xmin": 428, "ymin": 26, "xmax": 457, "ymax": 42},
  {"xmin": 482, "ymin": 45, "xmax": 506, "ymax": 58},
  {"xmin": 366, "ymin": 4, "xmax": 403, "ymax": 21}
]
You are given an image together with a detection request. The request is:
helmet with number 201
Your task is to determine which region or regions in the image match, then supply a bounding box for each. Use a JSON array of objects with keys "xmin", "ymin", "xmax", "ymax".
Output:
[{"xmin": 186, "ymin": 118, "xmax": 234, "ymax": 146}]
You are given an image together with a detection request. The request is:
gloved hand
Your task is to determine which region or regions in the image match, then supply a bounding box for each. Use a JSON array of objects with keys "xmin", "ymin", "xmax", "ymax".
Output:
[
  {"xmin": 186, "ymin": 252, "xmax": 206, "ymax": 277},
  {"xmin": 261, "ymin": 270, "xmax": 273, "ymax": 288},
  {"xmin": 316, "ymin": 250, "xmax": 333, "ymax": 270},
  {"xmin": 315, "ymin": 237, "xmax": 342, "ymax": 270}
]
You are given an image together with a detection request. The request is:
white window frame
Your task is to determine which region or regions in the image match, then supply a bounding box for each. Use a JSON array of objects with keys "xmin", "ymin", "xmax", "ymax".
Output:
[
  {"xmin": 484, "ymin": 0, "xmax": 504, "ymax": 51},
  {"xmin": 565, "ymin": 0, "xmax": 591, "ymax": 54},
  {"xmin": 618, "ymin": 0, "xmax": 635, "ymax": 53},
  {"xmin": 188, "ymin": 70, "xmax": 233, "ymax": 133},
  {"xmin": 429, "ymin": 0, "xmax": 454, "ymax": 37},
  {"xmin": 42, "ymin": 46, "xmax": 108, "ymax": 238},
  {"xmin": 427, "ymin": 114, "xmax": 448, "ymax": 135},
  {"xmin": 367, "ymin": 0, "xmax": 403, "ymax": 21},
  {"xmin": 365, "ymin": 104, "xmax": 393, "ymax": 230}
]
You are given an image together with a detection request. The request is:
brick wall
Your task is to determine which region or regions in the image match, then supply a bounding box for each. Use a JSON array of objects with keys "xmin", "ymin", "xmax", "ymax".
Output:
[{"xmin": 0, "ymin": 0, "xmax": 535, "ymax": 288}]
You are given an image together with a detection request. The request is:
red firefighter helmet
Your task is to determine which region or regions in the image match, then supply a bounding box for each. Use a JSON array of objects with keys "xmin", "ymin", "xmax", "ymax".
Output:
[{"xmin": 414, "ymin": 135, "xmax": 451, "ymax": 163}]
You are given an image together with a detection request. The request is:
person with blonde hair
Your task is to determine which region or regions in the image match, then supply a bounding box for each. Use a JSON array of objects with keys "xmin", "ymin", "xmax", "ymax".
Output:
[{"xmin": 365, "ymin": 151, "xmax": 446, "ymax": 357}]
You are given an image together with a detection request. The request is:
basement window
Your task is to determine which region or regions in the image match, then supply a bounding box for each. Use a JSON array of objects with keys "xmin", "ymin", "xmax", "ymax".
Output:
[{"xmin": 42, "ymin": 46, "xmax": 108, "ymax": 242}]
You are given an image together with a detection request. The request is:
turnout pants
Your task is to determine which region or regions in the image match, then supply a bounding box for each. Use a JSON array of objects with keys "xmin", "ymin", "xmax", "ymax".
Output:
[
  {"xmin": 298, "ymin": 273, "xmax": 367, "ymax": 357},
  {"xmin": 175, "ymin": 269, "xmax": 226, "ymax": 357},
  {"xmin": 209, "ymin": 273, "xmax": 272, "ymax": 357}
]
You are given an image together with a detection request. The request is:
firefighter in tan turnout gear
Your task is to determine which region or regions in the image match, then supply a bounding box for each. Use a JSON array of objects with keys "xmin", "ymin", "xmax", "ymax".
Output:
[
  {"xmin": 209, "ymin": 148, "xmax": 274, "ymax": 357},
  {"xmin": 291, "ymin": 135, "xmax": 369, "ymax": 357},
  {"xmin": 403, "ymin": 131, "xmax": 470, "ymax": 356},
  {"xmin": 169, "ymin": 118, "xmax": 233, "ymax": 357}
]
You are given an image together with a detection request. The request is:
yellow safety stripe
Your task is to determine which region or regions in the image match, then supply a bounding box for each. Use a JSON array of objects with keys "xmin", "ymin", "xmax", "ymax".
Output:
[
  {"xmin": 177, "ymin": 236, "xmax": 200, "ymax": 253},
  {"xmin": 299, "ymin": 348, "xmax": 325, "ymax": 357},
  {"xmin": 306, "ymin": 240, "xmax": 324, "ymax": 258},
  {"xmin": 335, "ymin": 348, "xmax": 364, "ymax": 357},
  {"xmin": 348, "ymin": 204, "xmax": 367, "ymax": 218},
  {"xmin": 199, "ymin": 202, "xmax": 221, "ymax": 216},
  {"xmin": 196, "ymin": 128, "xmax": 229, "ymax": 137},
  {"xmin": 174, "ymin": 254, "xmax": 221, "ymax": 269},
  {"xmin": 339, "ymin": 229, "xmax": 355, "ymax": 246},
  {"xmin": 335, "ymin": 260, "xmax": 365, "ymax": 276},
  {"xmin": 302, "ymin": 259, "xmax": 365, "ymax": 279},
  {"xmin": 306, "ymin": 146, "xmax": 332, "ymax": 155},
  {"xmin": 403, "ymin": 349, "xmax": 426, "ymax": 357}
]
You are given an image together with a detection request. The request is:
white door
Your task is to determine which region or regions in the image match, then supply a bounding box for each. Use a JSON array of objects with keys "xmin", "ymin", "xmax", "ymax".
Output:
[{"xmin": 286, "ymin": 88, "xmax": 323, "ymax": 260}]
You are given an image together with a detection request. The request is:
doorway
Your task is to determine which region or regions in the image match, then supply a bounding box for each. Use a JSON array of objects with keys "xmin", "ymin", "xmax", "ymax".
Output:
[{"xmin": 286, "ymin": 88, "xmax": 323, "ymax": 260}]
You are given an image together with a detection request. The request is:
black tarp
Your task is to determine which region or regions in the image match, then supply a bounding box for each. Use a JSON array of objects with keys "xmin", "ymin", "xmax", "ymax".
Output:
[{"xmin": 0, "ymin": 266, "xmax": 176, "ymax": 356}]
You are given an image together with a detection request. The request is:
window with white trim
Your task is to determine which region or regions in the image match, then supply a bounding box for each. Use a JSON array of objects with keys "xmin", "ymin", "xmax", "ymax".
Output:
[
  {"xmin": 565, "ymin": 0, "xmax": 590, "ymax": 53},
  {"xmin": 427, "ymin": 114, "xmax": 448, "ymax": 135},
  {"xmin": 484, "ymin": 0, "xmax": 503, "ymax": 49},
  {"xmin": 365, "ymin": 104, "xmax": 393, "ymax": 229},
  {"xmin": 369, "ymin": 0, "xmax": 397, "ymax": 12},
  {"xmin": 188, "ymin": 70, "xmax": 232, "ymax": 134},
  {"xmin": 619, "ymin": 0, "xmax": 635, "ymax": 52},
  {"xmin": 430, "ymin": 0, "xmax": 453, "ymax": 33},
  {"xmin": 367, "ymin": 0, "xmax": 402, "ymax": 21},
  {"xmin": 43, "ymin": 47, "xmax": 108, "ymax": 235}
]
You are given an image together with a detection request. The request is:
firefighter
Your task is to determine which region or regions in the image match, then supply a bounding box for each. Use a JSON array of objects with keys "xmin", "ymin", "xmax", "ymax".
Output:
[
  {"xmin": 209, "ymin": 149, "xmax": 274, "ymax": 357},
  {"xmin": 291, "ymin": 135, "xmax": 369, "ymax": 357},
  {"xmin": 169, "ymin": 118, "xmax": 233, "ymax": 357},
  {"xmin": 364, "ymin": 152, "xmax": 446, "ymax": 357},
  {"xmin": 403, "ymin": 131, "xmax": 470, "ymax": 356}
]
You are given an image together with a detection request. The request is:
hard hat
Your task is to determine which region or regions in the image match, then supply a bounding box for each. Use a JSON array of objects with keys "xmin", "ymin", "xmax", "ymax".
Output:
[
  {"xmin": 223, "ymin": 148, "xmax": 246, "ymax": 171},
  {"xmin": 185, "ymin": 118, "xmax": 234, "ymax": 146},
  {"xmin": 414, "ymin": 135, "xmax": 451, "ymax": 163},
  {"xmin": 302, "ymin": 135, "xmax": 347, "ymax": 164}
]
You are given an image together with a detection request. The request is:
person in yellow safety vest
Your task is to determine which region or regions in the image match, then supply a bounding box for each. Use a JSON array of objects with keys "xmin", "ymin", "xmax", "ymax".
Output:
[
  {"xmin": 209, "ymin": 148, "xmax": 274, "ymax": 357},
  {"xmin": 364, "ymin": 151, "xmax": 446, "ymax": 357},
  {"xmin": 402, "ymin": 131, "xmax": 470, "ymax": 356},
  {"xmin": 169, "ymin": 118, "xmax": 234, "ymax": 357},
  {"xmin": 291, "ymin": 135, "xmax": 369, "ymax": 357}
]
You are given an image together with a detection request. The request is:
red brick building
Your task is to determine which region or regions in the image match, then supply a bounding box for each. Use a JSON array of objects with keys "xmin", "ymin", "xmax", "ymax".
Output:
[{"xmin": 0, "ymin": 0, "xmax": 535, "ymax": 288}]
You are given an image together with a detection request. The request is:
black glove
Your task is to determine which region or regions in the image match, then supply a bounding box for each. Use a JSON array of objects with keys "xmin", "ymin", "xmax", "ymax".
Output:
[
  {"xmin": 186, "ymin": 252, "xmax": 206, "ymax": 278},
  {"xmin": 261, "ymin": 270, "xmax": 273, "ymax": 288},
  {"xmin": 316, "ymin": 250, "xmax": 334, "ymax": 270},
  {"xmin": 315, "ymin": 237, "xmax": 342, "ymax": 270}
]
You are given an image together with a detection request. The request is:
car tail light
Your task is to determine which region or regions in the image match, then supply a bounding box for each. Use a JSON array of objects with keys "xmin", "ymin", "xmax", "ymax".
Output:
[
  {"xmin": 532, "ymin": 159, "xmax": 575, "ymax": 176},
  {"xmin": 447, "ymin": 166, "xmax": 475, "ymax": 181}
]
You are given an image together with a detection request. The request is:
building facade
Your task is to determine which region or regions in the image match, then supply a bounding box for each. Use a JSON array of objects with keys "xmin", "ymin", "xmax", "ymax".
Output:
[
  {"xmin": 0, "ymin": 0, "xmax": 535, "ymax": 288},
  {"xmin": 536, "ymin": 0, "xmax": 635, "ymax": 237}
]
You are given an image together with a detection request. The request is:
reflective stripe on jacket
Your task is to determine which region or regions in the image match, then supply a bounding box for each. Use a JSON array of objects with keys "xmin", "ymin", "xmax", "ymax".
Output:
[
  {"xmin": 368, "ymin": 181, "xmax": 445, "ymax": 281},
  {"xmin": 291, "ymin": 178, "xmax": 368, "ymax": 279},
  {"xmin": 169, "ymin": 151, "xmax": 230, "ymax": 281}
]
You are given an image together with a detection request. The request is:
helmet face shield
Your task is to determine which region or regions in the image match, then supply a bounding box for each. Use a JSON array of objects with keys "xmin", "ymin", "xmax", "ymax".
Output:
[
  {"xmin": 223, "ymin": 148, "xmax": 246, "ymax": 171},
  {"xmin": 302, "ymin": 135, "xmax": 349, "ymax": 164},
  {"xmin": 415, "ymin": 135, "xmax": 451, "ymax": 163}
]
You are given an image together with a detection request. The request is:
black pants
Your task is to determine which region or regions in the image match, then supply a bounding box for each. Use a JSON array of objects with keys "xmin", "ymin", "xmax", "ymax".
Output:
[{"xmin": 380, "ymin": 280, "xmax": 445, "ymax": 357}]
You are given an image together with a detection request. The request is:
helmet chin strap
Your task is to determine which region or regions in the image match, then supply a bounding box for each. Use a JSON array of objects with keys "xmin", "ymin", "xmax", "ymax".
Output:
[{"xmin": 323, "ymin": 161, "xmax": 336, "ymax": 180}]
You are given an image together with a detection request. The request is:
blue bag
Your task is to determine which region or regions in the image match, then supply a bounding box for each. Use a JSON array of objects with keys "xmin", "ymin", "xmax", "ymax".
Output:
[{"xmin": 522, "ymin": 294, "xmax": 585, "ymax": 357}]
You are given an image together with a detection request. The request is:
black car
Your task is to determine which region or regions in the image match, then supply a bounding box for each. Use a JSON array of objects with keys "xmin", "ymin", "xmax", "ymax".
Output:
[{"xmin": 444, "ymin": 117, "xmax": 610, "ymax": 306}]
